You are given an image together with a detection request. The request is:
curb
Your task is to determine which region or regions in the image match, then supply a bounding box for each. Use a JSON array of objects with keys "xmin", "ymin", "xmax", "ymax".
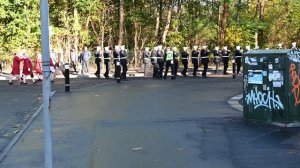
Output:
[
  {"xmin": 227, "ymin": 94, "xmax": 243, "ymax": 112},
  {"xmin": 0, "ymin": 91, "xmax": 56, "ymax": 163}
]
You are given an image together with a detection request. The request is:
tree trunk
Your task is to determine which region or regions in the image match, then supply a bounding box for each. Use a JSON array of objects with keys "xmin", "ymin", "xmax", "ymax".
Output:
[
  {"xmin": 155, "ymin": 0, "xmax": 162, "ymax": 44},
  {"xmin": 258, "ymin": 0, "xmax": 265, "ymax": 48},
  {"xmin": 236, "ymin": 0, "xmax": 241, "ymax": 23},
  {"xmin": 134, "ymin": 21, "xmax": 139, "ymax": 69},
  {"xmin": 220, "ymin": 0, "xmax": 229, "ymax": 47},
  {"xmin": 74, "ymin": 7, "xmax": 79, "ymax": 58},
  {"xmin": 118, "ymin": 0, "xmax": 125, "ymax": 46},
  {"xmin": 161, "ymin": 0, "xmax": 173, "ymax": 45}
]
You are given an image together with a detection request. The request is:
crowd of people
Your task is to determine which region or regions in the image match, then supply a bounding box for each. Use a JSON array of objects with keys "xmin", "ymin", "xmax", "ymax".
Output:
[
  {"xmin": 8, "ymin": 51, "xmax": 48, "ymax": 85},
  {"xmin": 5, "ymin": 42, "xmax": 298, "ymax": 85}
]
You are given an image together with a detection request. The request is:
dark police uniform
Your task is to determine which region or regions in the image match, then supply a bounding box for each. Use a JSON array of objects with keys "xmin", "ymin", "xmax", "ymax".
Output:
[
  {"xmin": 113, "ymin": 50, "xmax": 121, "ymax": 82},
  {"xmin": 94, "ymin": 51, "xmax": 102, "ymax": 78},
  {"xmin": 157, "ymin": 49, "xmax": 164, "ymax": 79},
  {"xmin": 191, "ymin": 49, "xmax": 199, "ymax": 76},
  {"xmin": 120, "ymin": 49, "xmax": 128, "ymax": 80},
  {"xmin": 103, "ymin": 50, "xmax": 110, "ymax": 79},
  {"xmin": 222, "ymin": 49, "xmax": 230, "ymax": 75},
  {"xmin": 151, "ymin": 49, "xmax": 159, "ymax": 79},
  {"xmin": 181, "ymin": 50, "xmax": 189, "ymax": 76},
  {"xmin": 234, "ymin": 48, "xmax": 243, "ymax": 75},
  {"xmin": 173, "ymin": 50, "xmax": 179, "ymax": 79},
  {"xmin": 213, "ymin": 49, "xmax": 221, "ymax": 73},
  {"xmin": 200, "ymin": 48, "xmax": 210, "ymax": 78}
]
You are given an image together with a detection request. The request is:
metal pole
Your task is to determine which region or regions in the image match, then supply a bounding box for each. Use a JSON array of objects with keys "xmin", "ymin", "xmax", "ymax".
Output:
[
  {"xmin": 40, "ymin": 0, "xmax": 53, "ymax": 168},
  {"xmin": 64, "ymin": 63, "xmax": 70, "ymax": 92}
]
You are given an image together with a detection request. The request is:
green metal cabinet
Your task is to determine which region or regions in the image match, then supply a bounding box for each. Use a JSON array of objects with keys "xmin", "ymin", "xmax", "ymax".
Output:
[{"xmin": 243, "ymin": 49, "xmax": 300, "ymax": 127}]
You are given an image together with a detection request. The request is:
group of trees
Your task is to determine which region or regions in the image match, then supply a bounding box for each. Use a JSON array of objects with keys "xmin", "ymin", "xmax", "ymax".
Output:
[{"xmin": 0, "ymin": 0, "xmax": 300, "ymax": 67}]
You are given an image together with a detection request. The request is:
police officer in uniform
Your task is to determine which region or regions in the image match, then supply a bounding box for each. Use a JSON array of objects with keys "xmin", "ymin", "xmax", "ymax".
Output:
[
  {"xmin": 222, "ymin": 46, "xmax": 230, "ymax": 75},
  {"xmin": 157, "ymin": 45, "xmax": 165, "ymax": 79},
  {"xmin": 103, "ymin": 47, "xmax": 110, "ymax": 79},
  {"xmin": 245, "ymin": 46, "xmax": 251, "ymax": 53},
  {"xmin": 120, "ymin": 45, "xmax": 128, "ymax": 80},
  {"xmin": 200, "ymin": 46, "xmax": 210, "ymax": 78},
  {"xmin": 113, "ymin": 46, "xmax": 121, "ymax": 83},
  {"xmin": 234, "ymin": 46, "xmax": 243, "ymax": 76},
  {"xmin": 292, "ymin": 42, "xmax": 298, "ymax": 50},
  {"xmin": 191, "ymin": 46, "xmax": 199, "ymax": 77},
  {"xmin": 164, "ymin": 47, "xmax": 175, "ymax": 80},
  {"xmin": 172, "ymin": 47, "xmax": 179, "ymax": 79},
  {"xmin": 143, "ymin": 47, "xmax": 151, "ymax": 77},
  {"xmin": 213, "ymin": 47, "xmax": 221, "ymax": 74},
  {"xmin": 181, "ymin": 47, "xmax": 189, "ymax": 76},
  {"xmin": 94, "ymin": 46, "xmax": 102, "ymax": 78},
  {"xmin": 151, "ymin": 47, "xmax": 159, "ymax": 79}
]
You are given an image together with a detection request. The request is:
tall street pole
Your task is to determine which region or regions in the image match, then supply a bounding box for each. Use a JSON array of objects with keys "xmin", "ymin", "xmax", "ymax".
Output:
[{"xmin": 40, "ymin": 0, "xmax": 53, "ymax": 168}]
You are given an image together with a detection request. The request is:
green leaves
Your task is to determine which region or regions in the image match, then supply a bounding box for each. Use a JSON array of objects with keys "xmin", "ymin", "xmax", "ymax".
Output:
[{"xmin": 1, "ymin": 0, "xmax": 300, "ymax": 63}]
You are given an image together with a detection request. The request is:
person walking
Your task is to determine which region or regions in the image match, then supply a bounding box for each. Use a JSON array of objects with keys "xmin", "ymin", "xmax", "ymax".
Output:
[
  {"xmin": 164, "ymin": 47, "xmax": 175, "ymax": 80},
  {"xmin": 213, "ymin": 47, "xmax": 221, "ymax": 74},
  {"xmin": 181, "ymin": 47, "xmax": 189, "ymax": 76},
  {"xmin": 113, "ymin": 46, "xmax": 121, "ymax": 82},
  {"xmin": 22, "ymin": 53, "xmax": 35, "ymax": 84},
  {"xmin": 291, "ymin": 42, "xmax": 298, "ymax": 49},
  {"xmin": 70, "ymin": 49, "xmax": 77, "ymax": 74},
  {"xmin": 0, "ymin": 60, "xmax": 2, "ymax": 72},
  {"xmin": 34, "ymin": 53, "xmax": 43, "ymax": 81},
  {"xmin": 172, "ymin": 47, "xmax": 179, "ymax": 79},
  {"xmin": 191, "ymin": 46, "xmax": 199, "ymax": 77},
  {"xmin": 151, "ymin": 47, "xmax": 159, "ymax": 79},
  {"xmin": 234, "ymin": 46, "xmax": 243, "ymax": 76},
  {"xmin": 94, "ymin": 46, "xmax": 102, "ymax": 78},
  {"xmin": 200, "ymin": 46, "xmax": 210, "ymax": 78},
  {"xmin": 222, "ymin": 46, "xmax": 230, "ymax": 75},
  {"xmin": 80, "ymin": 47, "xmax": 91, "ymax": 75},
  {"xmin": 120, "ymin": 45, "xmax": 128, "ymax": 80},
  {"xmin": 143, "ymin": 47, "xmax": 152, "ymax": 77},
  {"xmin": 103, "ymin": 47, "xmax": 111, "ymax": 79},
  {"xmin": 157, "ymin": 45, "xmax": 165, "ymax": 79},
  {"xmin": 9, "ymin": 53, "xmax": 23, "ymax": 85}
]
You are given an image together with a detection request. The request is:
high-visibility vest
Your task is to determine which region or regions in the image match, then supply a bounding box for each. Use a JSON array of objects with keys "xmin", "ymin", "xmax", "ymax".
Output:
[{"xmin": 166, "ymin": 51, "xmax": 173, "ymax": 61}]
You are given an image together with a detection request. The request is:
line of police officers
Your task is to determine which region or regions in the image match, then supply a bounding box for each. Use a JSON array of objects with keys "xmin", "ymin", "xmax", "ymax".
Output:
[
  {"xmin": 94, "ymin": 45, "xmax": 248, "ymax": 81},
  {"xmin": 142, "ymin": 45, "xmax": 248, "ymax": 79}
]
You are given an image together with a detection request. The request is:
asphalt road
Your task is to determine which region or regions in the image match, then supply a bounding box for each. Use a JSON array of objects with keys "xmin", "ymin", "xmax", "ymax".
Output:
[{"xmin": 1, "ymin": 77, "xmax": 300, "ymax": 168}]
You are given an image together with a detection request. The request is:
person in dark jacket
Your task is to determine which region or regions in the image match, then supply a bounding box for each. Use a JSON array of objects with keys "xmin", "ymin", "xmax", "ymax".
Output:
[
  {"xmin": 181, "ymin": 47, "xmax": 189, "ymax": 76},
  {"xmin": 234, "ymin": 46, "xmax": 243, "ymax": 76},
  {"xmin": 222, "ymin": 46, "xmax": 230, "ymax": 75},
  {"xmin": 120, "ymin": 45, "xmax": 128, "ymax": 80},
  {"xmin": 157, "ymin": 45, "xmax": 164, "ymax": 79},
  {"xmin": 151, "ymin": 47, "xmax": 159, "ymax": 79},
  {"xmin": 213, "ymin": 47, "xmax": 221, "ymax": 74},
  {"xmin": 200, "ymin": 46, "xmax": 210, "ymax": 78},
  {"xmin": 191, "ymin": 46, "xmax": 199, "ymax": 77},
  {"xmin": 113, "ymin": 46, "xmax": 121, "ymax": 82},
  {"xmin": 94, "ymin": 46, "xmax": 102, "ymax": 78},
  {"xmin": 103, "ymin": 47, "xmax": 111, "ymax": 79},
  {"xmin": 172, "ymin": 47, "xmax": 179, "ymax": 79}
]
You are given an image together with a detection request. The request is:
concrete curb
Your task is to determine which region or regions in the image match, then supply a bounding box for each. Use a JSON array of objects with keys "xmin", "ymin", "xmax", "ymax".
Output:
[
  {"xmin": 227, "ymin": 94, "xmax": 243, "ymax": 112},
  {"xmin": 0, "ymin": 91, "xmax": 56, "ymax": 163}
]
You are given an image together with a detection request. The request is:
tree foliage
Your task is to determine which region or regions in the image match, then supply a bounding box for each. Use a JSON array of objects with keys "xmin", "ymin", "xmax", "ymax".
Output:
[{"xmin": 0, "ymin": 0, "xmax": 300, "ymax": 64}]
